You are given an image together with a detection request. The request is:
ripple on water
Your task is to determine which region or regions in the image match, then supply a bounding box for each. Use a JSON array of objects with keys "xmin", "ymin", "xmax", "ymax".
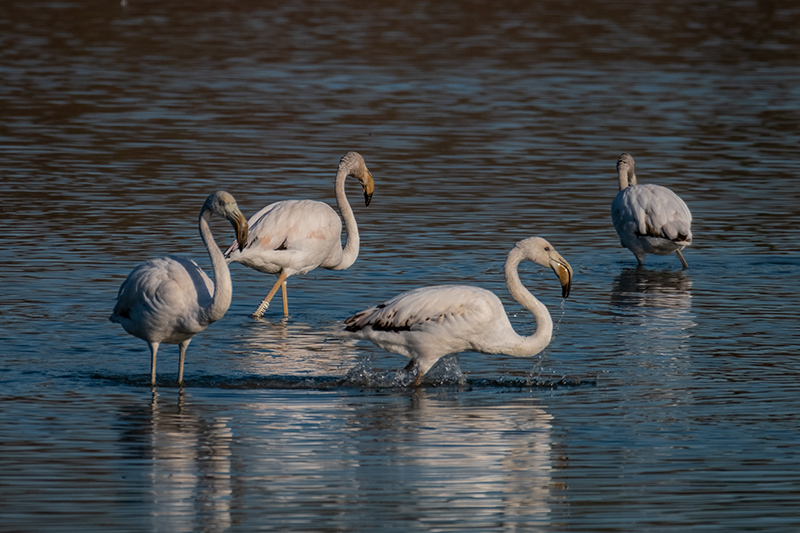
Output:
[{"xmin": 2, "ymin": 0, "xmax": 800, "ymax": 530}]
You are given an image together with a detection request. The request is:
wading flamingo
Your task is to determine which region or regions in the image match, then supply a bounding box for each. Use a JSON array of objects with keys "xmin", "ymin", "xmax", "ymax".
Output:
[
  {"xmin": 343, "ymin": 237, "xmax": 573, "ymax": 386},
  {"xmin": 110, "ymin": 191, "xmax": 248, "ymax": 386},
  {"xmin": 225, "ymin": 151, "xmax": 374, "ymax": 317},
  {"xmin": 611, "ymin": 153, "xmax": 692, "ymax": 268}
]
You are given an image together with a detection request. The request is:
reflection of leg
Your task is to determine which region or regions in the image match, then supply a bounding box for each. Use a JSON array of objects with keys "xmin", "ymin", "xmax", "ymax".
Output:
[
  {"xmin": 676, "ymin": 249, "xmax": 688, "ymax": 269},
  {"xmin": 281, "ymin": 280, "xmax": 289, "ymax": 317},
  {"xmin": 253, "ymin": 271, "xmax": 288, "ymax": 318}
]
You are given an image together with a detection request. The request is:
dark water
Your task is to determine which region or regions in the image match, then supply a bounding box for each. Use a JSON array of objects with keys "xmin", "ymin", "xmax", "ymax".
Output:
[{"xmin": 2, "ymin": 0, "xmax": 800, "ymax": 530}]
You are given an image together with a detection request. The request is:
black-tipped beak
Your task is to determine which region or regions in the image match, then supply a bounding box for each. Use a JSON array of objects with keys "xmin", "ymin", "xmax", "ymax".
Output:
[
  {"xmin": 228, "ymin": 210, "xmax": 248, "ymax": 252},
  {"xmin": 236, "ymin": 224, "xmax": 248, "ymax": 251},
  {"xmin": 551, "ymin": 254, "xmax": 573, "ymax": 299},
  {"xmin": 360, "ymin": 168, "xmax": 374, "ymax": 207}
]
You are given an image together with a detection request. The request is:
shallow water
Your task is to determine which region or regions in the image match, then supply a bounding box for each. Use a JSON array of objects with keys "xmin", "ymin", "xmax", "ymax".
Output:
[{"xmin": 2, "ymin": 0, "xmax": 800, "ymax": 530}]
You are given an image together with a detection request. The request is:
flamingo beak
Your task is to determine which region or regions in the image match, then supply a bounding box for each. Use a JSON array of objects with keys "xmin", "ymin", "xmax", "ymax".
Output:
[
  {"xmin": 550, "ymin": 253, "xmax": 573, "ymax": 299},
  {"xmin": 228, "ymin": 209, "xmax": 249, "ymax": 251},
  {"xmin": 361, "ymin": 169, "xmax": 374, "ymax": 207}
]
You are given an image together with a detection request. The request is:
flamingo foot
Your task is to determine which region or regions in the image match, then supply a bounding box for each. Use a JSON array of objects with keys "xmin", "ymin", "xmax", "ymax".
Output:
[{"xmin": 252, "ymin": 301, "xmax": 270, "ymax": 318}]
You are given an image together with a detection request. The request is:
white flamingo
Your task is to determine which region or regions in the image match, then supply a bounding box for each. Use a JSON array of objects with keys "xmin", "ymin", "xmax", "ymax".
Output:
[
  {"xmin": 110, "ymin": 191, "xmax": 249, "ymax": 386},
  {"xmin": 611, "ymin": 153, "xmax": 692, "ymax": 268},
  {"xmin": 225, "ymin": 151, "xmax": 374, "ymax": 318},
  {"xmin": 343, "ymin": 237, "xmax": 573, "ymax": 386}
]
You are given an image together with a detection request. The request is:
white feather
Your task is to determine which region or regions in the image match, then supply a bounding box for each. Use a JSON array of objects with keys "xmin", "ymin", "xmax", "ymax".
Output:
[
  {"xmin": 611, "ymin": 153, "xmax": 692, "ymax": 267},
  {"xmin": 110, "ymin": 191, "xmax": 248, "ymax": 385},
  {"xmin": 226, "ymin": 152, "xmax": 374, "ymax": 317},
  {"xmin": 344, "ymin": 237, "xmax": 573, "ymax": 386}
]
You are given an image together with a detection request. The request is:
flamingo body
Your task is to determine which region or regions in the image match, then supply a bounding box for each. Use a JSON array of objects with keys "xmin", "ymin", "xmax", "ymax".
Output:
[
  {"xmin": 345, "ymin": 285, "xmax": 517, "ymax": 377},
  {"xmin": 611, "ymin": 153, "xmax": 692, "ymax": 267},
  {"xmin": 226, "ymin": 152, "xmax": 374, "ymax": 317},
  {"xmin": 110, "ymin": 191, "xmax": 248, "ymax": 385},
  {"xmin": 229, "ymin": 199, "xmax": 343, "ymax": 276},
  {"xmin": 344, "ymin": 237, "xmax": 573, "ymax": 386},
  {"xmin": 112, "ymin": 256, "xmax": 215, "ymax": 345}
]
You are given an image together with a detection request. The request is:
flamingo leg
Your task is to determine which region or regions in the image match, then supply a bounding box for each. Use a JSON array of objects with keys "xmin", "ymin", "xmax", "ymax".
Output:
[
  {"xmin": 177, "ymin": 339, "xmax": 190, "ymax": 386},
  {"xmin": 676, "ymin": 249, "xmax": 688, "ymax": 269},
  {"xmin": 281, "ymin": 280, "xmax": 289, "ymax": 317},
  {"xmin": 253, "ymin": 270, "xmax": 289, "ymax": 318},
  {"xmin": 403, "ymin": 359, "xmax": 423, "ymax": 387},
  {"xmin": 148, "ymin": 341, "xmax": 160, "ymax": 387}
]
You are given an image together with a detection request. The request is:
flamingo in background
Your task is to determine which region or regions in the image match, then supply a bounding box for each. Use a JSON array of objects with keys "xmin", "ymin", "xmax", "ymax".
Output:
[
  {"xmin": 110, "ymin": 191, "xmax": 248, "ymax": 386},
  {"xmin": 611, "ymin": 153, "xmax": 692, "ymax": 268},
  {"xmin": 343, "ymin": 237, "xmax": 573, "ymax": 386},
  {"xmin": 225, "ymin": 151, "xmax": 374, "ymax": 318}
]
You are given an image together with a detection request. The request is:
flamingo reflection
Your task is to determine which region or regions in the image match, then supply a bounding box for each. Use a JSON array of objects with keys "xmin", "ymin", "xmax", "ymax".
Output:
[
  {"xmin": 610, "ymin": 267, "xmax": 696, "ymax": 364},
  {"xmin": 231, "ymin": 318, "xmax": 364, "ymax": 382},
  {"xmin": 117, "ymin": 391, "xmax": 233, "ymax": 532},
  {"xmin": 343, "ymin": 391, "xmax": 557, "ymax": 527}
]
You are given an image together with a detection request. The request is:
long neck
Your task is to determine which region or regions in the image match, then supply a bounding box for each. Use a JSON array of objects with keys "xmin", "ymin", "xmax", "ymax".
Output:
[
  {"xmin": 502, "ymin": 248, "xmax": 554, "ymax": 357},
  {"xmin": 198, "ymin": 210, "xmax": 233, "ymax": 325},
  {"xmin": 618, "ymin": 168, "xmax": 636, "ymax": 190},
  {"xmin": 332, "ymin": 167, "xmax": 360, "ymax": 270}
]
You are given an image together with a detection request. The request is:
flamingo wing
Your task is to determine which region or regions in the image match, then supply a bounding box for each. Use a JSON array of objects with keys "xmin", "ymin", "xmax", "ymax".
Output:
[
  {"xmin": 612, "ymin": 184, "xmax": 692, "ymax": 244},
  {"xmin": 225, "ymin": 199, "xmax": 342, "ymax": 274},
  {"xmin": 112, "ymin": 256, "xmax": 213, "ymax": 343},
  {"xmin": 344, "ymin": 285, "xmax": 506, "ymax": 351}
]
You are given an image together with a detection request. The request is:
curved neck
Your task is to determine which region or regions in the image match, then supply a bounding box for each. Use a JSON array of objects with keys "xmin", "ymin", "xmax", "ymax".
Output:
[
  {"xmin": 199, "ymin": 209, "xmax": 233, "ymax": 325},
  {"xmin": 333, "ymin": 167, "xmax": 360, "ymax": 270},
  {"xmin": 502, "ymin": 248, "xmax": 554, "ymax": 357}
]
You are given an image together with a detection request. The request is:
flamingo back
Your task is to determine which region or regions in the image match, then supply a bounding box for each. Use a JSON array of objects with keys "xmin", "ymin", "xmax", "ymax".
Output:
[
  {"xmin": 344, "ymin": 284, "xmax": 514, "ymax": 358},
  {"xmin": 612, "ymin": 184, "xmax": 692, "ymax": 247},
  {"xmin": 111, "ymin": 256, "xmax": 214, "ymax": 344},
  {"xmin": 226, "ymin": 199, "xmax": 343, "ymax": 275}
]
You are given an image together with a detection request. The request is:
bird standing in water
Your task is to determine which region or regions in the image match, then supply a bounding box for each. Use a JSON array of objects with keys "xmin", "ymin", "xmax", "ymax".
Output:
[
  {"xmin": 226, "ymin": 152, "xmax": 374, "ymax": 318},
  {"xmin": 344, "ymin": 237, "xmax": 573, "ymax": 386},
  {"xmin": 611, "ymin": 153, "xmax": 692, "ymax": 268},
  {"xmin": 110, "ymin": 191, "xmax": 248, "ymax": 386}
]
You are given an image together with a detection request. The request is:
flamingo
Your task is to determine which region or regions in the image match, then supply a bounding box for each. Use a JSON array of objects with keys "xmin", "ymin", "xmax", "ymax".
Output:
[
  {"xmin": 611, "ymin": 153, "xmax": 692, "ymax": 268},
  {"xmin": 343, "ymin": 237, "xmax": 573, "ymax": 386},
  {"xmin": 110, "ymin": 191, "xmax": 249, "ymax": 386},
  {"xmin": 225, "ymin": 151, "xmax": 374, "ymax": 318}
]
